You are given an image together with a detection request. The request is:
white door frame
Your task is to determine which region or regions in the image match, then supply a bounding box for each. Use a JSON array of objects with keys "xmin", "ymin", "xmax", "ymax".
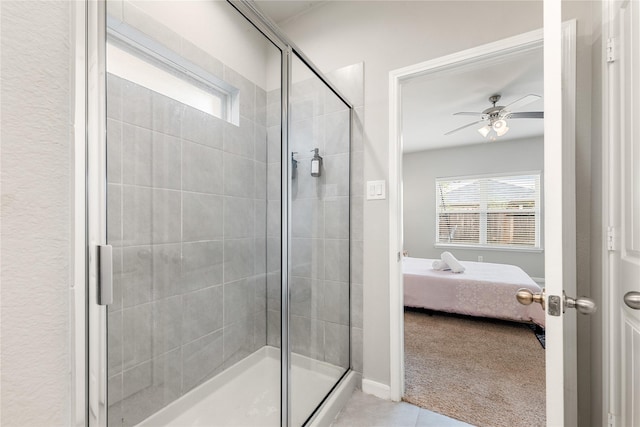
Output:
[{"xmin": 388, "ymin": 15, "xmax": 577, "ymax": 425}]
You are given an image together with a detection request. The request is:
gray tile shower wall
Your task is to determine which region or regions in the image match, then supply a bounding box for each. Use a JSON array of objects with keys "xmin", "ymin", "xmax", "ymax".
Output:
[
  {"xmin": 265, "ymin": 63, "xmax": 364, "ymax": 376},
  {"xmin": 106, "ymin": 66, "xmax": 270, "ymax": 426}
]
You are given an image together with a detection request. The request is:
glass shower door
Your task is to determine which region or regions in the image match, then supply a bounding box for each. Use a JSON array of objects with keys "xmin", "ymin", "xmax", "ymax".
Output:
[
  {"xmin": 102, "ymin": 1, "xmax": 281, "ymax": 425},
  {"xmin": 288, "ymin": 53, "xmax": 351, "ymax": 425}
]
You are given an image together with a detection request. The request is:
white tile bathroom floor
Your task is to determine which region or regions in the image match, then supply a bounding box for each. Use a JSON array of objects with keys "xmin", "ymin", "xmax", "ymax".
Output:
[{"xmin": 331, "ymin": 391, "xmax": 474, "ymax": 427}]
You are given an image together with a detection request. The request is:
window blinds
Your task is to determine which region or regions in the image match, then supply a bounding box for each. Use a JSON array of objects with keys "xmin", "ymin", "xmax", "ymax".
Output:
[{"xmin": 435, "ymin": 173, "xmax": 541, "ymax": 249}]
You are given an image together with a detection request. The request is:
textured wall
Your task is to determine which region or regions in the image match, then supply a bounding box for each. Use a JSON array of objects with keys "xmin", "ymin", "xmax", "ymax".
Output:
[
  {"xmin": 403, "ymin": 137, "xmax": 545, "ymax": 278},
  {"xmin": 0, "ymin": 1, "xmax": 71, "ymax": 425}
]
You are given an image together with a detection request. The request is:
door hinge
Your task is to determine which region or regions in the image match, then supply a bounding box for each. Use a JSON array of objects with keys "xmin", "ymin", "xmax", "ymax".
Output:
[
  {"xmin": 608, "ymin": 412, "xmax": 616, "ymax": 427},
  {"xmin": 97, "ymin": 244, "xmax": 113, "ymax": 305},
  {"xmin": 607, "ymin": 226, "xmax": 619, "ymax": 251},
  {"xmin": 607, "ymin": 38, "xmax": 617, "ymax": 63},
  {"xmin": 397, "ymin": 251, "xmax": 401, "ymax": 262}
]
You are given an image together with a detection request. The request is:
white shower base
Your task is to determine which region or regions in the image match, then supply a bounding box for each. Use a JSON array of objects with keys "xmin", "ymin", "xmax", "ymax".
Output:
[{"xmin": 137, "ymin": 346, "xmax": 346, "ymax": 427}]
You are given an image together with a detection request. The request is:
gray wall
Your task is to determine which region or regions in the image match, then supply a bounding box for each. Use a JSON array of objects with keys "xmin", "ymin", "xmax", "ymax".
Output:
[
  {"xmin": 1, "ymin": 1, "xmax": 72, "ymax": 425},
  {"xmin": 402, "ymin": 137, "xmax": 544, "ymax": 278}
]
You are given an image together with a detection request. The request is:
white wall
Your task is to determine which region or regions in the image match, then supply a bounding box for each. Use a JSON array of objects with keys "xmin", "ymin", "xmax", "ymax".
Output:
[
  {"xmin": 1, "ymin": 1, "xmax": 71, "ymax": 425},
  {"xmin": 278, "ymin": 0, "xmax": 545, "ymax": 390},
  {"xmin": 403, "ymin": 137, "xmax": 544, "ymax": 278}
]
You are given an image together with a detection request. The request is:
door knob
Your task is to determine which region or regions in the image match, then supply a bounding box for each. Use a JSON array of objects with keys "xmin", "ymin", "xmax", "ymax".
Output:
[
  {"xmin": 516, "ymin": 288, "xmax": 596, "ymax": 315},
  {"xmin": 624, "ymin": 291, "xmax": 640, "ymax": 310},
  {"xmin": 516, "ymin": 288, "xmax": 546, "ymax": 310},
  {"xmin": 564, "ymin": 293, "xmax": 597, "ymax": 315}
]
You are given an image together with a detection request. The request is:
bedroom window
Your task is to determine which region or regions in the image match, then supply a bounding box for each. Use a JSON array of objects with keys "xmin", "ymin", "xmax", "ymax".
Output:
[{"xmin": 435, "ymin": 173, "xmax": 541, "ymax": 250}]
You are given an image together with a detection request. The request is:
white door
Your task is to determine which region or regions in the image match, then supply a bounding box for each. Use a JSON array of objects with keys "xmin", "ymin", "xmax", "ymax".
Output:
[
  {"xmin": 542, "ymin": 3, "xmax": 590, "ymax": 425},
  {"xmin": 609, "ymin": 0, "xmax": 640, "ymax": 425}
]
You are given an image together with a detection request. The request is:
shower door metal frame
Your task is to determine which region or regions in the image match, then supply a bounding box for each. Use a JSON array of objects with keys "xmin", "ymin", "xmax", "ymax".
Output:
[
  {"xmin": 227, "ymin": 4, "xmax": 355, "ymax": 425},
  {"xmin": 84, "ymin": 0, "xmax": 354, "ymax": 425}
]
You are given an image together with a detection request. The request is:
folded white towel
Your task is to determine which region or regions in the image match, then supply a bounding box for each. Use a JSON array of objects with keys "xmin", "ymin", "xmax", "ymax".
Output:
[
  {"xmin": 431, "ymin": 259, "xmax": 449, "ymax": 270},
  {"xmin": 441, "ymin": 251, "xmax": 465, "ymax": 274}
]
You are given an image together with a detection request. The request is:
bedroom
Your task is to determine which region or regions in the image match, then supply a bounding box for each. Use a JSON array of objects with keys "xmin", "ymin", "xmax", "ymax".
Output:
[{"xmin": 400, "ymin": 38, "xmax": 547, "ymax": 427}]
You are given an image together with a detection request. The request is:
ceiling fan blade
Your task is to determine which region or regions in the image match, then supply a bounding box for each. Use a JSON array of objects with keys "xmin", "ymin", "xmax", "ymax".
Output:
[
  {"xmin": 504, "ymin": 94, "xmax": 541, "ymax": 111},
  {"xmin": 453, "ymin": 112, "xmax": 484, "ymax": 117},
  {"xmin": 507, "ymin": 111, "xmax": 544, "ymax": 119},
  {"xmin": 444, "ymin": 120, "xmax": 484, "ymax": 136}
]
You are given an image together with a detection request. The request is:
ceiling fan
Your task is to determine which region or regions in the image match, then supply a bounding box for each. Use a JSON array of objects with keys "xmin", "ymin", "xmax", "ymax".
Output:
[{"xmin": 445, "ymin": 94, "xmax": 544, "ymax": 140}]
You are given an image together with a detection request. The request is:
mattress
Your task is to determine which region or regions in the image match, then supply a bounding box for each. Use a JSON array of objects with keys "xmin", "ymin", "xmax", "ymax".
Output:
[{"xmin": 403, "ymin": 257, "xmax": 545, "ymax": 327}]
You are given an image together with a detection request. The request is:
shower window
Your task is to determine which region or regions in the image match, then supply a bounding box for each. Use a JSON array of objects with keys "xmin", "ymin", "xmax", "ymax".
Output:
[{"xmin": 107, "ymin": 19, "xmax": 239, "ymax": 125}]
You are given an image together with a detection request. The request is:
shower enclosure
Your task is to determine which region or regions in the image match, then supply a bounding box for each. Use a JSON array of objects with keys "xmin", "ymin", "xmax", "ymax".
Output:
[{"xmin": 87, "ymin": 1, "xmax": 352, "ymax": 426}]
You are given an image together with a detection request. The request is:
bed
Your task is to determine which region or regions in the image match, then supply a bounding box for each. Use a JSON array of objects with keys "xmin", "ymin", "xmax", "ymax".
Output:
[{"xmin": 403, "ymin": 257, "xmax": 545, "ymax": 327}]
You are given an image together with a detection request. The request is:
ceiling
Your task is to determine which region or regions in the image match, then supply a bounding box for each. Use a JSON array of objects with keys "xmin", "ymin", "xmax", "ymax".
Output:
[
  {"xmin": 255, "ymin": 0, "xmax": 327, "ymax": 25},
  {"xmin": 402, "ymin": 48, "xmax": 544, "ymax": 153}
]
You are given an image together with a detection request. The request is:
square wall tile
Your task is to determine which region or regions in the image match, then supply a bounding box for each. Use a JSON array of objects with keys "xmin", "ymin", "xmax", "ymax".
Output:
[
  {"xmin": 107, "ymin": 184, "xmax": 123, "ymax": 246},
  {"xmin": 123, "ymin": 185, "xmax": 152, "ymax": 246},
  {"xmin": 223, "ymin": 238, "xmax": 255, "ymax": 283},
  {"xmin": 182, "ymin": 330, "xmax": 224, "ymax": 393},
  {"xmin": 324, "ymin": 111, "xmax": 350, "ymax": 156},
  {"xmin": 224, "ymin": 197, "xmax": 254, "ymax": 239},
  {"xmin": 151, "ymin": 296, "xmax": 182, "ymax": 356},
  {"xmin": 121, "ymin": 79, "xmax": 152, "ymax": 129},
  {"xmin": 223, "ymin": 117, "xmax": 254, "ymax": 159},
  {"xmin": 223, "ymin": 278, "xmax": 252, "ymax": 326},
  {"xmin": 322, "ymin": 281, "xmax": 349, "ymax": 325},
  {"xmin": 151, "ymin": 132, "xmax": 181, "ymax": 190},
  {"xmin": 223, "ymin": 153, "xmax": 255, "ymax": 198},
  {"xmin": 182, "ymin": 286, "xmax": 223, "ymax": 344},
  {"xmin": 122, "ymin": 123, "xmax": 152, "ymax": 187},
  {"xmin": 324, "ymin": 197, "xmax": 349, "ymax": 239},
  {"xmin": 107, "ymin": 118, "xmax": 122, "ymax": 184},
  {"xmin": 223, "ymin": 315, "xmax": 253, "ymax": 367},
  {"xmin": 182, "ymin": 240, "xmax": 223, "ymax": 292},
  {"xmin": 151, "ymin": 243, "xmax": 182, "ymax": 299},
  {"xmin": 150, "ymin": 189, "xmax": 181, "ymax": 244},
  {"xmin": 182, "ymin": 193, "xmax": 223, "ymax": 242},
  {"xmin": 151, "ymin": 92, "xmax": 183, "ymax": 137},
  {"xmin": 324, "ymin": 322, "xmax": 349, "ymax": 368},
  {"xmin": 324, "ymin": 239, "xmax": 349, "ymax": 282},
  {"xmin": 181, "ymin": 105, "xmax": 223, "ymax": 149},
  {"xmin": 182, "ymin": 141, "xmax": 223, "ymax": 195},
  {"xmin": 122, "ymin": 246, "xmax": 152, "ymax": 307},
  {"xmin": 122, "ymin": 303, "xmax": 152, "ymax": 370}
]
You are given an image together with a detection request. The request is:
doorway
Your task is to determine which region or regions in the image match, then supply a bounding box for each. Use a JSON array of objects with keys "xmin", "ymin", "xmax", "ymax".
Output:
[{"xmin": 388, "ymin": 21, "xmax": 578, "ymax": 426}]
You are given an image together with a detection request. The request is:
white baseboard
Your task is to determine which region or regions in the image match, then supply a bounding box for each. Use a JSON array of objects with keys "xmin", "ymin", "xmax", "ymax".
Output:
[{"xmin": 362, "ymin": 378, "xmax": 391, "ymax": 400}]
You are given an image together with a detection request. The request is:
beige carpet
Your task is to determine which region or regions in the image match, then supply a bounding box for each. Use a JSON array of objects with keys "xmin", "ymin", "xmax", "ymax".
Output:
[{"xmin": 403, "ymin": 310, "xmax": 545, "ymax": 427}]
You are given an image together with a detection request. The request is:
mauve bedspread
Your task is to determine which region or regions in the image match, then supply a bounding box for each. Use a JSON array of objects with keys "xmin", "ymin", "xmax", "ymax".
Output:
[{"xmin": 403, "ymin": 257, "xmax": 545, "ymax": 327}]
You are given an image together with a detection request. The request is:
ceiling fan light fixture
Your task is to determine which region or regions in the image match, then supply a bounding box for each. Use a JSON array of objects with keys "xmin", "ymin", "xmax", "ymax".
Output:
[
  {"xmin": 478, "ymin": 125, "xmax": 491, "ymax": 138},
  {"xmin": 493, "ymin": 119, "xmax": 510, "ymax": 137}
]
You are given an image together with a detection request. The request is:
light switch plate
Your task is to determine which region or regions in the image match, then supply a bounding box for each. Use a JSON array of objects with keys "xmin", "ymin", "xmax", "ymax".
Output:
[{"xmin": 367, "ymin": 180, "xmax": 386, "ymax": 200}]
